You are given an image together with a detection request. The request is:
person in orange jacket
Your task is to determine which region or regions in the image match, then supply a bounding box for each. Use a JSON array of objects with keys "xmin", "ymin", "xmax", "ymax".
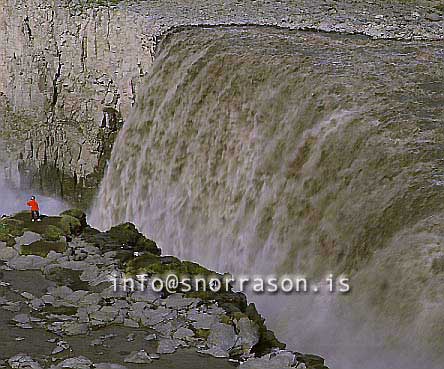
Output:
[{"xmin": 27, "ymin": 196, "xmax": 41, "ymax": 222}]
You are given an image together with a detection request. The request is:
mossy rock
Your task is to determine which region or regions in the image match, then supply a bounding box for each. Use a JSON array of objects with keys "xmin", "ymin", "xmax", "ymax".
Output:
[
  {"xmin": 0, "ymin": 218, "xmax": 25, "ymax": 237},
  {"xmin": 431, "ymin": 256, "xmax": 444, "ymax": 274},
  {"xmin": 125, "ymin": 252, "xmax": 162, "ymax": 274},
  {"xmin": 220, "ymin": 315, "xmax": 232, "ymax": 325},
  {"xmin": 245, "ymin": 302, "xmax": 286, "ymax": 355},
  {"xmin": 43, "ymin": 225, "xmax": 65, "ymax": 241},
  {"xmin": 107, "ymin": 222, "xmax": 161, "ymax": 255},
  {"xmin": 45, "ymin": 267, "xmax": 90, "ymax": 291},
  {"xmin": 60, "ymin": 209, "xmax": 87, "ymax": 228},
  {"xmin": 126, "ymin": 257, "xmax": 218, "ymax": 280},
  {"xmin": 0, "ymin": 234, "xmax": 16, "ymax": 247},
  {"xmin": 181, "ymin": 261, "xmax": 214, "ymax": 276},
  {"xmin": 135, "ymin": 237, "xmax": 161, "ymax": 255},
  {"xmin": 21, "ymin": 240, "xmax": 67, "ymax": 257},
  {"xmin": 194, "ymin": 328, "xmax": 210, "ymax": 339},
  {"xmin": 220, "ymin": 302, "xmax": 243, "ymax": 315},
  {"xmin": 59, "ymin": 215, "xmax": 82, "ymax": 236},
  {"xmin": 42, "ymin": 305, "xmax": 78, "ymax": 316},
  {"xmin": 108, "ymin": 222, "xmax": 140, "ymax": 246},
  {"xmin": 232, "ymin": 312, "xmax": 248, "ymax": 321},
  {"xmin": 296, "ymin": 354, "xmax": 325, "ymax": 367},
  {"xmin": 11, "ymin": 212, "xmax": 64, "ymax": 235}
]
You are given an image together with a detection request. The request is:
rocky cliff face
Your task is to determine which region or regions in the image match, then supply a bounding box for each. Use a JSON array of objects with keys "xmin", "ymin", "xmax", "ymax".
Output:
[
  {"xmin": 0, "ymin": 0, "xmax": 442, "ymax": 207},
  {"xmin": 0, "ymin": 0, "xmax": 156, "ymax": 206}
]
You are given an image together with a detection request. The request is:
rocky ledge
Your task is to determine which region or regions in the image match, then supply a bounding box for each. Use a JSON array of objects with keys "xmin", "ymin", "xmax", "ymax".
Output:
[{"xmin": 0, "ymin": 210, "xmax": 327, "ymax": 369}]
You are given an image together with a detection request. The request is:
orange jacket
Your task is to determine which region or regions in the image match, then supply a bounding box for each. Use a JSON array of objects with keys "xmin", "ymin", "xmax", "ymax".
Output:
[{"xmin": 27, "ymin": 199, "xmax": 39, "ymax": 211}]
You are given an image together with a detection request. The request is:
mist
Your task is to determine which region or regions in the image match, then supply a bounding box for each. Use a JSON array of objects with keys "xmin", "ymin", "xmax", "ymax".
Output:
[{"xmin": 0, "ymin": 179, "xmax": 68, "ymax": 216}]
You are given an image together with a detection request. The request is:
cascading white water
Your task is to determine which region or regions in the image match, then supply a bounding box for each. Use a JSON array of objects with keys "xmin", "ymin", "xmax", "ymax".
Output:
[{"xmin": 91, "ymin": 27, "xmax": 444, "ymax": 368}]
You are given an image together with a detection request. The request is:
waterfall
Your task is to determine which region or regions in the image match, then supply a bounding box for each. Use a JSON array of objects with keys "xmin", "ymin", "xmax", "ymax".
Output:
[{"xmin": 90, "ymin": 26, "xmax": 444, "ymax": 368}]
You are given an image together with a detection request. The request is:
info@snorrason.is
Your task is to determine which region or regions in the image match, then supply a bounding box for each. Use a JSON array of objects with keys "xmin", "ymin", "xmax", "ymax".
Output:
[{"xmin": 111, "ymin": 273, "xmax": 351, "ymax": 295}]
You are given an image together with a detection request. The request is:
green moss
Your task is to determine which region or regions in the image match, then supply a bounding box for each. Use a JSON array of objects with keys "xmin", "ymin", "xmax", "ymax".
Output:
[
  {"xmin": 46, "ymin": 267, "xmax": 90, "ymax": 290},
  {"xmin": 220, "ymin": 315, "xmax": 232, "ymax": 325},
  {"xmin": 107, "ymin": 222, "xmax": 160, "ymax": 255},
  {"xmin": 42, "ymin": 305, "xmax": 78, "ymax": 316},
  {"xmin": 43, "ymin": 225, "xmax": 65, "ymax": 241},
  {"xmin": 232, "ymin": 312, "xmax": 248, "ymax": 321},
  {"xmin": 194, "ymin": 328, "xmax": 210, "ymax": 339},
  {"xmin": 21, "ymin": 240, "xmax": 67, "ymax": 257},
  {"xmin": 60, "ymin": 215, "xmax": 82, "ymax": 236},
  {"xmin": 108, "ymin": 222, "xmax": 141, "ymax": 245},
  {"xmin": 126, "ymin": 256, "xmax": 218, "ymax": 280},
  {"xmin": 0, "ymin": 218, "xmax": 25, "ymax": 237},
  {"xmin": 60, "ymin": 209, "xmax": 87, "ymax": 227},
  {"xmin": 125, "ymin": 252, "xmax": 161, "ymax": 275}
]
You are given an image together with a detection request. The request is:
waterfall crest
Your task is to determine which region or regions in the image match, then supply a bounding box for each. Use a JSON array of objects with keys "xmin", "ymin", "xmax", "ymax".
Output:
[{"xmin": 91, "ymin": 27, "xmax": 444, "ymax": 368}]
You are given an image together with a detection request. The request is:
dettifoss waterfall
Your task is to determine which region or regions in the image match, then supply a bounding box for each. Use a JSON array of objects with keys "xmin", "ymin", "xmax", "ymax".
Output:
[{"xmin": 90, "ymin": 27, "xmax": 444, "ymax": 369}]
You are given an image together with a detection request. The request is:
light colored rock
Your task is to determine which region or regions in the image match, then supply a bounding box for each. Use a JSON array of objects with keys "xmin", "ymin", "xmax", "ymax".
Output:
[
  {"xmin": 153, "ymin": 321, "xmax": 173, "ymax": 337},
  {"xmin": 240, "ymin": 351, "xmax": 296, "ymax": 369},
  {"xmin": 94, "ymin": 364, "xmax": 128, "ymax": 369},
  {"xmin": 15, "ymin": 232, "xmax": 42, "ymax": 247},
  {"xmin": 173, "ymin": 327, "xmax": 194, "ymax": 341},
  {"xmin": 58, "ymin": 356, "xmax": 93, "ymax": 369},
  {"xmin": 164, "ymin": 293, "xmax": 200, "ymax": 310},
  {"xmin": 49, "ymin": 286, "xmax": 74, "ymax": 299},
  {"xmin": 123, "ymin": 318, "xmax": 139, "ymax": 328},
  {"xmin": 30, "ymin": 298, "xmax": 45, "ymax": 310},
  {"xmin": 13, "ymin": 313, "xmax": 31, "ymax": 324},
  {"xmin": 8, "ymin": 255, "xmax": 49, "ymax": 270},
  {"xmin": 198, "ymin": 347, "xmax": 229, "ymax": 358},
  {"xmin": 235, "ymin": 317, "xmax": 260, "ymax": 351},
  {"xmin": 0, "ymin": 246, "xmax": 18, "ymax": 261},
  {"xmin": 207, "ymin": 323, "xmax": 237, "ymax": 352},
  {"xmin": 123, "ymin": 350, "xmax": 152, "ymax": 364},
  {"xmin": 20, "ymin": 291, "xmax": 34, "ymax": 300},
  {"xmin": 7, "ymin": 354, "xmax": 42, "ymax": 369},
  {"xmin": 141, "ymin": 306, "xmax": 171, "ymax": 326},
  {"xmin": 190, "ymin": 312, "xmax": 219, "ymax": 329},
  {"xmin": 61, "ymin": 322, "xmax": 89, "ymax": 336},
  {"xmin": 144, "ymin": 333, "xmax": 157, "ymax": 341},
  {"xmin": 156, "ymin": 338, "xmax": 182, "ymax": 354}
]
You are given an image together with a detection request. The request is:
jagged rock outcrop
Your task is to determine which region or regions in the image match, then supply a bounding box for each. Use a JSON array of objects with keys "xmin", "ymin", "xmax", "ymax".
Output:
[{"xmin": 0, "ymin": 209, "xmax": 324, "ymax": 368}]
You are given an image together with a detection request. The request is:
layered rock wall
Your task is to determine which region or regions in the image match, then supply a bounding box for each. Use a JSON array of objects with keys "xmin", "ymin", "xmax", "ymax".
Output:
[{"xmin": 0, "ymin": 0, "xmax": 156, "ymax": 205}]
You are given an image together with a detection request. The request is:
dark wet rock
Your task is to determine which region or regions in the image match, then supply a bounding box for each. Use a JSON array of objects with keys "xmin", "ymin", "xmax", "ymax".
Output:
[
  {"xmin": 296, "ymin": 353, "xmax": 326, "ymax": 367},
  {"xmin": 60, "ymin": 215, "xmax": 83, "ymax": 238},
  {"xmin": 45, "ymin": 267, "xmax": 90, "ymax": 291},
  {"xmin": 60, "ymin": 209, "xmax": 88, "ymax": 229},
  {"xmin": 106, "ymin": 223, "xmax": 160, "ymax": 256}
]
